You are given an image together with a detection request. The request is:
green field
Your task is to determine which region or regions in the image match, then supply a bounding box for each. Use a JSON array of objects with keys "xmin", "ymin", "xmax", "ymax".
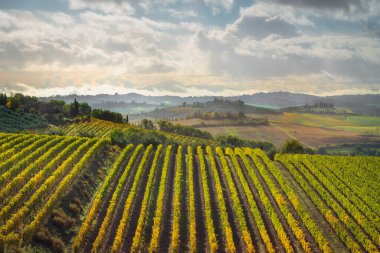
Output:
[{"xmin": 272, "ymin": 113, "xmax": 380, "ymax": 135}]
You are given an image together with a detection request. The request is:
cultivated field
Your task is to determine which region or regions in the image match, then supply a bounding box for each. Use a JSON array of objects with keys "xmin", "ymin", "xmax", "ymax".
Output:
[
  {"xmin": 0, "ymin": 132, "xmax": 379, "ymax": 252},
  {"xmin": 51, "ymin": 118, "xmax": 217, "ymax": 147},
  {"xmin": 178, "ymin": 113, "xmax": 380, "ymax": 148}
]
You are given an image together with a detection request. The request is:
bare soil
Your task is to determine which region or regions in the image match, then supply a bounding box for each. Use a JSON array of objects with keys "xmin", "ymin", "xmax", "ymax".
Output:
[
  {"xmin": 298, "ymin": 160, "xmax": 380, "ymax": 251},
  {"xmin": 225, "ymin": 156, "xmax": 267, "ymax": 253},
  {"xmin": 34, "ymin": 144, "xmax": 117, "ymax": 252},
  {"xmin": 236, "ymin": 155, "xmax": 285, "ymax": 253},
  {"xmin": 214, "ymin": 156, "xmax": 244, "ymax": 252},
  {"xmin": 204, "ymin": 155, "xmax": 225, "ymax": 252},
  {"xmin": 179, "ymin": 152, "xmax": 189, "ymax": 252},
  {"xmin": 257, "ymin": 157, "xmax": 321, "ymax": 253},
  {"xmin": 274, "ymin": 161, "xmax": 350, "ymax": 253},
  {"xmin": 193, "ymin": 155, "xmax": 207, "ymax": 252},
  {"xmin": 121, "ymin": 151, "xmax": 155, "ymax": 252},
  {"xmin": 82, "ymin": 147, "xmax": 133, "ymax": 252},
  {"xmin": 139, "ymin": 149, "xmax": 165, "ymax": 250},
  {"xmin": 158, "ymin": 153, "xmax": 175, "ymax": 252},
  {"xmin": 99, "ymin": 151, "xmax": 144, "ymax": 252},
  {"xmin": 288, "ymin": 160, "xmax": 365, "ymax": 252},
  {"xmin": 177, "ymin": 117, "xmax": 380, "ymax": 148}
]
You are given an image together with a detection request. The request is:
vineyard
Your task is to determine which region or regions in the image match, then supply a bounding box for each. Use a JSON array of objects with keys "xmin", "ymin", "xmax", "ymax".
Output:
[
  {"xmin": 0, "ymin": 132, "xmax": 379, "ymax": 252},
  {"xmin": 59, "ymin": 119, "xmax": 125, "ymax": 137},
  {"xmin": 53, "ymin": 118, "xmax": 217, "ymax": 147}
]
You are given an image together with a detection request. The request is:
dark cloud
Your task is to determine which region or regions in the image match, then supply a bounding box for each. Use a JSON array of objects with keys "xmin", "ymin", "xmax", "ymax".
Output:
[
  {"xmin": 0, "ymin": 82, "xmax": 29, "ymax": 92},
  {"xmin": 264, "ymin": 0, "xmax": 367, "ymax": 13},
  {"xmin": 327, "ymin": 57, "xmax": 380, "ymax": 84},
  {"xmin": 196, "ymin": 26, "xmax": 380, "ymax": 86},
  {"xmin": 0, "ymin": 42, "xmax": 27, "ymax": 69},
  {"xmin": 208, "ymin": 50, "xmax": 324, "ymax": 79},
  {"xmin": 366, "ymin": 19, "xmax": 380, "ymax": 37}
]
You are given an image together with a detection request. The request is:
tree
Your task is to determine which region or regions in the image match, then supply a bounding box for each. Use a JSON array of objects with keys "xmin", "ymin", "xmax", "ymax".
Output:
[
  {"xmin": 7, "ymin": 95, "xmax": 20, "ymax": 110},
  {"xmin": 62, "ymin": 104, "xmax": 71, "ymax": 116},
  {"xmin": 217, "ymin": 135, "xmax": 244, "ymax": 147},
  {"xmin": 70, "ymin": 99, "xmax": 80, "ymax": 117},
  {"xmin": 124, "ymin": 115, "xmax": 129, "ymax": 123},
  {"xmin": 92, "ymin": 108, "xmax": 123, "ymax": 123},
  {"xmin": 50, "ymin": 100, "xmax": 65, "ymax": 107},
  {"xmin": 141, "ymin": 119, "xmax": 155, "ymax": 130},
  {"xmin": 0, "ymin": 93, "xmax": 7, "ymax": 106},
  {"xmin": 48, "ymin": 100, "xmax": 65, "ymax": 114},
  {"xmin": 79, "ymin": 102, "xmax": 91, "ymax": 116},
  {"xmin": 17, "ymin": 93, "xmax": 38, "ymax": 108},
  {"xmin": 157, "ymin": 120, "xmax": 213, "ymax": 139},
  {"xmin": 281, "ymin": 139, "xmax": 305, "ymax": 154},
  {"xmin": 317, "ymin": 147, "xmax": 327, "ymax": 155}
]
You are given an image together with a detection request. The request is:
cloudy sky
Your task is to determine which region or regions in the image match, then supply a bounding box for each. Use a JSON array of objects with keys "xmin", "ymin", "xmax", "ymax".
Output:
[{"xmin": 0, "ymin": 0, "xmax": 379, "ymax": 97}]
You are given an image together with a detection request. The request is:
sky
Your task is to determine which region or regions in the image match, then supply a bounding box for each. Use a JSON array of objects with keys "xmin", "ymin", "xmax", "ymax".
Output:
[{"xmin": 0, "ymin": 0, "xmax": 379, "ymax": 97}]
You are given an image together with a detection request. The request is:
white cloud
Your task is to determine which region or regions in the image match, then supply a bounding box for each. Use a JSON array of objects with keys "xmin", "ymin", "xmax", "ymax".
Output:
[
  {"xmin": 235, "ymin": 35, "xmax": 380, "ymax": 65},
  {"xmin": 204, "ymin": 0, "xmax": 234, "ymax": 15},
  {"xmin": 167, "ymin": 9, "xmax": 198, "ymax": 19},
  {"xmin": 240, "ymin": 3, "xmax": 315, "ymax": 27},
  {"xmin": 0, "ymin": 1, "xmax": 379, "ymax": 96},
  {"xmin": 210, "ymin": 0, "xmax": 233, "ymax": 10},
  {"xmin": 69, "ymin": 0, "xmax": 135, "ymax": 14},
  {"xmin": 0, "ymin": 9, "xmax": 201, "ymax": 74},
  {"xmin": 224, "ymin": 3, "xmax": 316, "ymax": 41}
]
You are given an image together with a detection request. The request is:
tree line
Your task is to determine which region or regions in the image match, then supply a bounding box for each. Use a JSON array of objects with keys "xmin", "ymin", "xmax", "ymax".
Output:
[{"xmin": 0, "ymin": 93, "xmax": 128, "ymax": 124}]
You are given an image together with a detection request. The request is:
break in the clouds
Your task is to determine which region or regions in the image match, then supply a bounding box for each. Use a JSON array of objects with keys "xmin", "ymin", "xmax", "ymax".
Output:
[{"xmin": 0, "ymin": 0, "xmax": 379, "ymax": 97}]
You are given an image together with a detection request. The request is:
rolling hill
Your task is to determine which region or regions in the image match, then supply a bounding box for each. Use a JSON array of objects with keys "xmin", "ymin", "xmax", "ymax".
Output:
[
  {"xmin": 0, "ymin": 106, "xmax": 48, "ymax": 133},
  {"xmin": 42, "ymin": 92, "xmax": 380, "ymax": 116}
]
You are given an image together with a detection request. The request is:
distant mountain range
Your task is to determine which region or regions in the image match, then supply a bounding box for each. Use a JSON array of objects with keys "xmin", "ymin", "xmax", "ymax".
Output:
[{"xmin": 42, "ymin": 92, "xmax": 380, "ymax": 116}]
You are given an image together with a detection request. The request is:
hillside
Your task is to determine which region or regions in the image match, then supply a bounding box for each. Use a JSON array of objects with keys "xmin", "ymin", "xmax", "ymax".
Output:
[
  {"xmin": 0, "ymin": 132, "xmax": 379, "ymax": 252},
  {"xmin": 0, "ymin": 106, "xmax": 48, "ymax": 132},
  {"xmin": 42, "ymin": 92, "xmax": 380, "ymax": 116},
  {"xmin": 140, "ymin": 98, "xmax": 277, "ymax": 121},
  {"xmin": 46, "ymin": 118, "xmax": 218, "ymax": 147}
]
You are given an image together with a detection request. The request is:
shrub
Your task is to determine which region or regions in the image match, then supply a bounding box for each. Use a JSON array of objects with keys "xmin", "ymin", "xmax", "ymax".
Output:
[
  {"xmin": 281, "ymin": 139, "xmax": 304, "ymax": 154},
  {"xmin": 216, "ymin": 135, "xmax": 276, "ymax": 154},
  {"xmin": 157, "ymin": 120, "xmax": 213, "ymax": 139},
  {"xmin": 110, "ymin": 128, "xmax": 180, "ymax": 148},
  {"xmin": 109, "ymin": 129, "xmax": 143, "ymax": 147},
  {"xmin": 51, "ymin": 237, "xmax": 65, "ymax": 253},
  {"xmin": 33, "ymin": 228, "xmax": 65, "ymax": 253},
  {"xmin": 51, "ymin": 209, "xmax": 75, "ymax": 230},
  {"xmin": 68, "ymin": 202, "xmax": 81, "ymax": 216},
  {"xmin": 141, "ymin": 131, "xmax": 167, "ymax": 147},
  {"xmin": 77, "ymin": 130, "xmax": 95, "ymax": 138}
]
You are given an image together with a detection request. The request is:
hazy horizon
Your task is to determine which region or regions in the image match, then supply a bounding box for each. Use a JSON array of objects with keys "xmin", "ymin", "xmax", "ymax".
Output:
[
  {"xmin": 35, "ymin": 90, "xmax": 380, "ymax": 99},
  {"xmin": 1, "ymin": 0, "xmax": 379, "ymax": 97}
]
